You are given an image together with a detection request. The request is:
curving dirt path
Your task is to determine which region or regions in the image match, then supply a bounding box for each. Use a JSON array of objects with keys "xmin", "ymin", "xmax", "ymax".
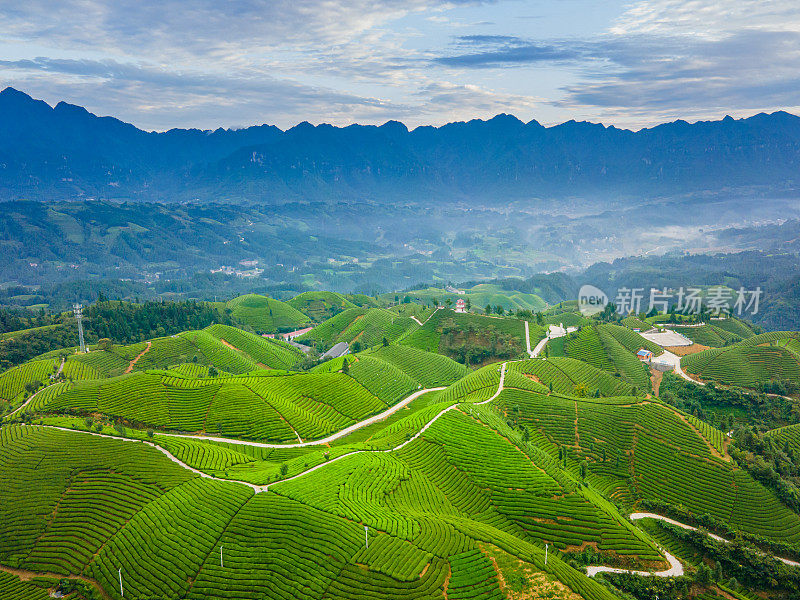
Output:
[
  {"xmin": 0, "ymin": 564, "xmax": 111, "ymax": 599},
  {"xmin": 410, "ymin": 308, "xmax": 439, "ymax": 327},
  {"xmin": 124, "ymin": 341, "xmax": 152, "ymax": 374}
]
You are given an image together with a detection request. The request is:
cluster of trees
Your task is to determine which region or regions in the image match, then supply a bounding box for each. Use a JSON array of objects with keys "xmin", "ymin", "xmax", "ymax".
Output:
[
  {"xmin": 438, "ymin": 319, "xmax": 521, "ymax": 365},
  {"xmin": 732, "ymin": 427, "xmax": 800, "ymax": 513},
  {"xmin": 763, "ymin": 378, "xmax": 800, "ymax": 396},
  {"xmin": 640, "ymin": 498, "xmax": 800, "ymax": 561},
  {"xmin": 0, "ymin": 298, "xmax": 246, "ymax": 372},
  {"xmin": 660, "ymin": 373, "xmax": 795, "ymax": 430},
  {"xmin": 0, "ymin": 323, "xmax": 77, "ymax": 371},
  {"xmin": 658, "ymin": 522, "xmax": 800, "ymax": 592},
  {"xmin": 83, "ymin": 297, "xmax": 239, "ymax": 343},
  {"xmin": 0, "ymin": 306, "xmax": 59, "ymax": 334}
]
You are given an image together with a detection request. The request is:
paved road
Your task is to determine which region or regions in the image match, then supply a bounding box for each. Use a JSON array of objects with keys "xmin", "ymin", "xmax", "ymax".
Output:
[
  {"xmin": 586, "ymin": 547, "xmax": 683, "ymax": 578},
  {"xmin": 655, "ymin": 348, "xmax": 704, "ymax": 385},
  {"xmin": 154, "ymin": 386, "xmax": 446, "ymax": 449},
  {"xmin": 531, "ymin": 336, "xmax": 549, "ymax": 358},
  {"xmin": 629, "ymin": 513, "xmax": 800, "ymax": 568},
  {"xmin": 475, "ymin": 362, "xmax": 506, "ymax": 405},
  {"xmin": 267, "ymin": 362, "xmax": 508, "ymax": 490},
  {"xmin": 631, "ymin": 331, "xmax": 705, "ymax": 385},
  {"xmin": 525, "ymin": 322, "xmax": 569, "ymax": 359},
  {"xmin": 524, "ymin": 321, "xmax": 534, "ymax": 357},
  {"xmin": 36, "ymin": 424, "xmax": 263, "ymax": 492}
]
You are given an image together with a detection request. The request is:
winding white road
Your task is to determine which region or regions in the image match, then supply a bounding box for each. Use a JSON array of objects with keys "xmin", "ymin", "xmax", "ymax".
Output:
[
  {"xmin": 531, "ymin": 336, "xmax": 549, "ymax": 358},
  {"xmin": 586, "ymin": 548, "xmax": 683, "ymax": 578},
  {"xmin": 23, "ymin": 384, "xmax": 455, "ymax": 494},
  {"xmin": 524, "ymin": 322, "xmax": 550, "ymax": 358},
  {"xmin": 24, "ymin": 363, "xmax": 509, "ymax": 496},
  {"xmin": 267, "ymin": 362, "xmax": 508, "ymax": 489},
  {"xmin": 628, "ymin": 513, "xmax": 800, "ymax": 568},
  {"xmin": 36, "ymin": 424, "xmax": 263, "ymax": 492},
  {"xmin": 154, "ymin": 386, "xmax": 446, "ymax": 449},
  {"xmin": 26, "ymin": 362, "xmax": 799, "ymax": 579}
]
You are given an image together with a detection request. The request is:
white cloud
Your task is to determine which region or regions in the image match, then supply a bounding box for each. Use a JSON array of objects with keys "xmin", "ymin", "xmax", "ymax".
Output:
[
  {"xmin": 550, "ymin": 1, "xmax": 800, "ymax": 126},
  {"xmin": 610, "ymin": 0, "xmax": 800, "ymax": 37}
]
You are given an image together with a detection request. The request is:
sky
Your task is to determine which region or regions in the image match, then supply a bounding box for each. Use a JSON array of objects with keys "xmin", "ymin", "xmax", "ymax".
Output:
[{"xmin": 1, "ymin": 0, "xmax": 799, "ymax": 131}]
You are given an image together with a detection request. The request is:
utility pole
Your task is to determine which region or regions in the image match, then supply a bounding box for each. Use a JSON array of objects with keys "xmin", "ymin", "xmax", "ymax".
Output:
[
  {"xmin": 220, "ymin": 544, "xmax": 224, "ymax": 568},
  {"xmin": 545, "ymin": 543, "xmax": 548, "ymax": 565},
  {"xmin": 118, "ymin": 568, "xmax": 124, "ymax": 597},
  {"xmin": 74, "ymin": 304, "xmax": 86, "ymax": 353},
  {"xmin": 364, "ymin": 525, "xmax": 369, "ymax": 549}
]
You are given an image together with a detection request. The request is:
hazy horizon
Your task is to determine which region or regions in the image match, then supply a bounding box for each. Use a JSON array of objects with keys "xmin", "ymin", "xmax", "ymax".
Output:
[{"xmin": 5, "ymin": 85, "xmax": 799, "ymax": 135}]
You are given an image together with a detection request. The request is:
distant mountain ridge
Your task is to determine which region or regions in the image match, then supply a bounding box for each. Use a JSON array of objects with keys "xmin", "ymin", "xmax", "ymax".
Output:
[{"xmin": 2, "ymin": 86, "xmax": 800, "ymax": 203}]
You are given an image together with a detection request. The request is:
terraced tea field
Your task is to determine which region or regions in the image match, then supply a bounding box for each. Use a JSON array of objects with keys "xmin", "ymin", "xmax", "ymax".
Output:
[
  {"xmin": 561, "ymin": 326, "xmax": 651, "ymax": 390},
  {"xmin": 682, "ymin": 338, "xmax": 800, "ymax": 388},
  {"xmin": 2, "ymin": 309, "xmax": 800, "ymax": 600},
  {"xmin": 299, "ymin": 307, "xmax": 419, "ymax": 349},
  {"xmin": 286, "ymin": 290, "xmax": 356, "ymax": 322},
  {"xmin": 508, "ymin": 357, "xmax": 634, "ymax": 397},
  {"xmin": 226, "ymin": 294, "xmax": 311, "ymax": 332}
]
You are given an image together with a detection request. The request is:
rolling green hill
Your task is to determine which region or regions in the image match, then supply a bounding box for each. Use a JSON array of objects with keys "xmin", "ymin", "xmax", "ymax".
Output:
[
  {"xmin": 226, "ymin": 294, "xmax": 311, "ymax": 333},
  {"xmin": 400, "ymin": 309, "xmax": 527, "ymax": 364},
  {"xmin": 37, "ymin": 370, "xmax": 390, "ymax": 442},
  {"xmin": 3, "ymin": 289, "xmax": 799, "ymax": 600},
  {"xmin": 494, "ymin": 386, "xmax": 800, "ymax": 545},
  {"xmin": 508, "ymin": 357, "xmax": 635, "ymax": 397},
  {"xmin": 204, "ymin": 324, "xmax": 304, "ymax": 370},
  {"xmin": 0, "ymin": 419, "xmax": 633, "ymax": 600},
  {"xmin": 299, "ymin": 307, "xmax": 418, "ymax": 350},
  {"xmin": 682, "ymin": 336, "xmax": 800, "ymax": 389},
  {"xmin": 286, "ymin": 291, "xmax": 357, "ymax": 322}
]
